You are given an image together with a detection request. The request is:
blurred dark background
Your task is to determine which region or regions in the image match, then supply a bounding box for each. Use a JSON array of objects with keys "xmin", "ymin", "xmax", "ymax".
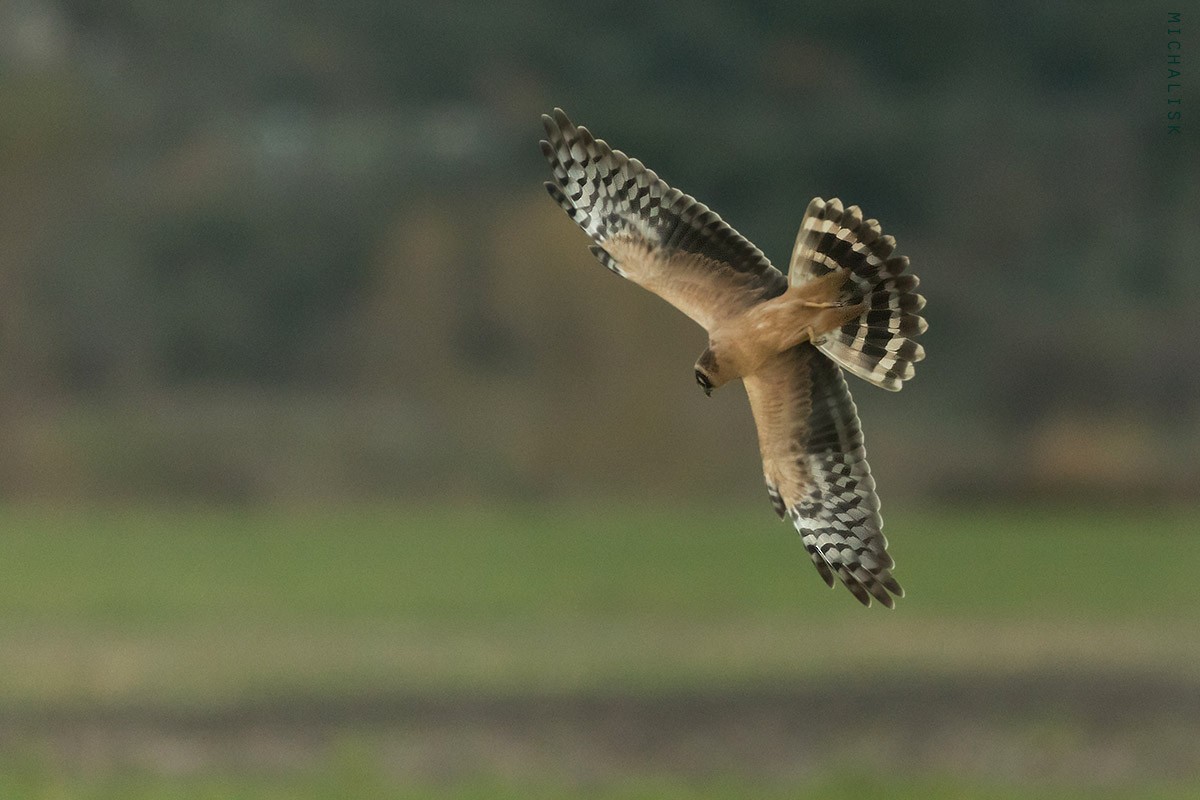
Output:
[
  {"xmin": 2, "ymin": 0, "xmax": 1195, "ymax": 507},
  {"xmin": 3, "ymin": 3, "xmax": 1200, "ymax": 797}
]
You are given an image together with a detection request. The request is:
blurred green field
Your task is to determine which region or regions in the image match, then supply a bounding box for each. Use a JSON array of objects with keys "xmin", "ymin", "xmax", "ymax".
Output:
[
  {"xmin": 2, "ymin": 503, "xmax": 1198, "ymax": 798},
  {"xmin": 4, "ymin": 769, "xmax": 1200, "ymax": 800}
]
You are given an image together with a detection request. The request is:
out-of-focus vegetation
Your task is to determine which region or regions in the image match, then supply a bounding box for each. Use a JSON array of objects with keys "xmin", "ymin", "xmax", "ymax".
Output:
[
  {"xmin": 3, "ymin": 772, "xmax": 1200, "ymax": 800},
  {"xmin": 2, "ymin": 505, "xmax": 1199, "ymax": 797},
  {"xmin": 1, "ymin": 504, "xmax": 1197, "ymax": 707},
  {"xmin": 1, "ymin": 1, "xmax": 1196, "ymax": 504},
  {"xmin": 3, "ymin": 3, "xmax": 1197, "ymax": 797}
]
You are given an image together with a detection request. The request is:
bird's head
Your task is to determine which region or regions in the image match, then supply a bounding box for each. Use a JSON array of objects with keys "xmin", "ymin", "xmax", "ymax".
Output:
[{"xmin": 693, "ymin": 347, "xmax": 724, "ymax": 397}]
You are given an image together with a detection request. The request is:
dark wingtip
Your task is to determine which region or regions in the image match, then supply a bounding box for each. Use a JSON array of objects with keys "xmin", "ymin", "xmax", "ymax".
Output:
[
  {"xmin": 872, "ymin": 585, "xmax": 896, "ymax": 609},
  {"xmin": 544, "ymin": 182, "xmax": 573, "ymax": 214},
  {"xmin": 814, "ymin": 557, "xmax": 836, "ymax": 588},
  {"xmin": 847, "ymin": 580, "xmax": 872, "ymax": 607}
]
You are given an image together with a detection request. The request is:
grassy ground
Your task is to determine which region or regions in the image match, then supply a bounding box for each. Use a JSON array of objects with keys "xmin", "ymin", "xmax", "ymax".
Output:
[
  {"xmin": 5, "ymin": 770, "xmax": 1200, "ymax": 800},
  {"xmin": 1, "ymin": 503, "xmax": 1197, "ymax": 797}
]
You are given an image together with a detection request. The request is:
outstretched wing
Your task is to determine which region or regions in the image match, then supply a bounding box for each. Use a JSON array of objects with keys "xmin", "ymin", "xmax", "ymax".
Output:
[
  {"xmin": 540, "ymin": 108, "xmax": 787, "ymax": 332},
  {"xmin": 742, "ymin": 343, "xmax": 903, "ymax": 608}
]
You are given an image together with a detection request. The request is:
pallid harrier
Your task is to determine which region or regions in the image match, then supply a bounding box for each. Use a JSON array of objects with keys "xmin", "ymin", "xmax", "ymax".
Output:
[{"xmin": 540, "ymin": 109, "xmax": 926, "ymax": 607}]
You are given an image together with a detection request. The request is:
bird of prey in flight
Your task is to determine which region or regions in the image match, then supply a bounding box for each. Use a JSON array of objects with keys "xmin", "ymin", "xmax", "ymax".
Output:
[{"xmin": 539, "ymin": 109, "xmax": 926, "ymax": 607}]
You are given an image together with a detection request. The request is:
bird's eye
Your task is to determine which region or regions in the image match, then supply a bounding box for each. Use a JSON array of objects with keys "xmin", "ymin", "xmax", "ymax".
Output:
[{"xmin": 695, "ymin": 370, "xmax": 712, "ymax": 390}]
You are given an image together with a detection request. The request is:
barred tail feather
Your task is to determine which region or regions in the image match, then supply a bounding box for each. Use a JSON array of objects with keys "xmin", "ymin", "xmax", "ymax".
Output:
[
  {"xmin": 820, "ymin": 282, "xmax": 928, "ymax": 391},
  {"xmin": 789, "ymin": 197, "xmax": 928, "ymax": 391}
]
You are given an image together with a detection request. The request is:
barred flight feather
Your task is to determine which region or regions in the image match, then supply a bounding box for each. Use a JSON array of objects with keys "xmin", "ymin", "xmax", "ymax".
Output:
[
  {"xmin": 540, "ymin": 108, "xmax": 788, "ymax": 331},
  {"xmin": 744, "ymin": 345, "xmax": 902, "ymax": 608},
  {"xmin": 798, "ymin": 349, "xmax": 900, "ymax": 607}
]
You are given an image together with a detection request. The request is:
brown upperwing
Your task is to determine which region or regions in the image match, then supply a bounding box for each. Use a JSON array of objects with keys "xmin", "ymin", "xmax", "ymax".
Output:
[
  {"xmin": 541, "ymin": 108, "xmax": 787, "ymax": 332},
  {"xmin": 742, "ymin": 344, "xmax": 903, "ymax": 608}
]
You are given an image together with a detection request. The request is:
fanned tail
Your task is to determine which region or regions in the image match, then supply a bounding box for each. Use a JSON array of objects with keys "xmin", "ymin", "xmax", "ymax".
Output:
[{"xmin": 789, "ymin": 197, "xmax": 927, "ymax": 391}]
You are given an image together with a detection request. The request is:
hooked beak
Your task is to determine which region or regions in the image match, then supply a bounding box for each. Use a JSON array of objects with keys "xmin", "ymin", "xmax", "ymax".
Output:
[{"xmin": 703, "ymin": 386, "xmax": 712, "ymax": 397}]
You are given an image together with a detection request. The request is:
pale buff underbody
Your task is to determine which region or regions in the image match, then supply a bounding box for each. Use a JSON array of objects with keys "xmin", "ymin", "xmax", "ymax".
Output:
[
  {"xmin": 703, "ymin": 269, "xmax": 863, "ymax": 387},
  {"xmin": 601, "ymin": 236, "xmax": 864, "ymax": 510},
  {"xmin": 602, "ymin": 236, "xmax": 862, "ymax": 390}
]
